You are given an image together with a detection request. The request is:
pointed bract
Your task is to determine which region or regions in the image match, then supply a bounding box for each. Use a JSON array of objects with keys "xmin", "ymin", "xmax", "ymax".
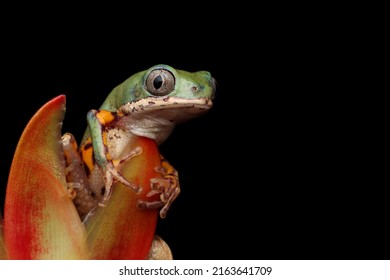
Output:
[{"xmin": 3, "ymin": 95, "xmax": 88, "ymax": 259}]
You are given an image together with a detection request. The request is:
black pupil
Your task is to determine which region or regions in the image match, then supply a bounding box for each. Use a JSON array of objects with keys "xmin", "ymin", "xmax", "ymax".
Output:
[{"xmin": 153, "ymin": 75, "xmax": 163, "ymax": 89}]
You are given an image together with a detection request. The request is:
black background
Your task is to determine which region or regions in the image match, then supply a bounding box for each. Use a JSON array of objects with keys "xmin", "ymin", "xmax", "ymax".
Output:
[{"xmin": 0, "ymin": 25, "xmax": 387, "ymax": 260}]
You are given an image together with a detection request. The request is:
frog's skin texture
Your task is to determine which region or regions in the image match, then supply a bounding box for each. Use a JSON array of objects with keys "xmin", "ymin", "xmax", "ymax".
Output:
[{"xmin": 62, "ymin": 64, "xmax": 216, "ymax": 221}]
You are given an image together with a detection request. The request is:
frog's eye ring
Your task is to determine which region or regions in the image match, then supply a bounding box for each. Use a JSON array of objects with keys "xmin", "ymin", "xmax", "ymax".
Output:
[{"xmin": 145, "ymin": 68, "xmax": 175, "ymax": 96}]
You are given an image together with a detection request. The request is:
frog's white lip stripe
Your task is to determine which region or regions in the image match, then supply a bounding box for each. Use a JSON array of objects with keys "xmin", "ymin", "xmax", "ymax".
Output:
[{"xmin": 121, "ymin": 97, "xmax": 213, "ymax": 115}]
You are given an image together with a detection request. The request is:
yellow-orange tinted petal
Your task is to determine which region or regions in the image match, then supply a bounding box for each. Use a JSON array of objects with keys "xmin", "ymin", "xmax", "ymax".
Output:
[{"xmin": 4, "ymin": 95, "xmax": 88, "ymax": 259}]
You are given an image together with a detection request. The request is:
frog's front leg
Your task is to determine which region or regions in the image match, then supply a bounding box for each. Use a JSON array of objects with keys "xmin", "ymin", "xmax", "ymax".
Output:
[
  {"xmin": 138, "ymin": 155, "xmax": 180, "ymax": 218},
  {"xmin": 87, "ymin": 109, "xmax": 142, "ymax": 206}
]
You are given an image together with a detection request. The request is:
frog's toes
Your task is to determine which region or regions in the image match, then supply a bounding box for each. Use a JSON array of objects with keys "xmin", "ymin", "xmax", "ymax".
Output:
[
  {"xmin": 99, "ymin": 166, "xmax": 142, "ymax": 207},
  {"xmin": 137, "ymin": 175, "xmax": 180, "ymax": 219},
  {"xmin": 109, "ymin": 164, "xmax": 142, "ymax": 194},
  {"xmin": 98, "ymin": 147, "xmax": 143, "ymax": 207},
  {"xmin": 149, "ymin": 177, "xmax": 171, "ymax": 194},
  {"xmin": 137, "ymin": 200, "xmax": 165, "ymax": 213},
  {"xmin": 113, "ymin": 146, "xmax": 143, "ymax": 191},
  {"xmin": 116, "ymin": 146, "xmax": 143, "ymax": 165},
  {"xmin": 65, "ymin": 182, "xmax": 82, "ymax": 199}
]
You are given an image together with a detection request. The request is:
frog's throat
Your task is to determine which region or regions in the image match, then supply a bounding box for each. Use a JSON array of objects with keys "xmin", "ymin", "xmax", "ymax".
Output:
[
  {"xmin": 119, "ymin": 97, "xmax": 212, "ymax": 144},
  {"xmin": 128, "ymin": 117, "xmax": 175, "ymax": 145}
]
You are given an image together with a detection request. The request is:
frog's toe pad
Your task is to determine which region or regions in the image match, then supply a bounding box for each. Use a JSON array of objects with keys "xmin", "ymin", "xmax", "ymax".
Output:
[{"xmin": 137, "ymin": 200, "xmax": 165, "ymax": 211}]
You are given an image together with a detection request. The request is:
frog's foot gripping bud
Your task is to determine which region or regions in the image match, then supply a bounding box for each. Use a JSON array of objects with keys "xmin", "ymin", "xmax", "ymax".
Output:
[
  {"xmin": 137, "ymin": 166, "xmax": 180, "ymax": 219},
  {"xmin": 98, "ymin": 147, "xmax": 143, "ymax": 207}
]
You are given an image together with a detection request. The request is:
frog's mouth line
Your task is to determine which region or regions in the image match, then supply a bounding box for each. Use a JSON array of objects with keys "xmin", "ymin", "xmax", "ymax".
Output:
[{"xmin": 121, "ymin": 97, "xmax": 213, "ymax": 122}]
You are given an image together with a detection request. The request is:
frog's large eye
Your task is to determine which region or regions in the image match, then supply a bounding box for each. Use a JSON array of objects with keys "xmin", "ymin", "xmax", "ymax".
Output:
[{"xmin": 145, "ymin": 68, "xmax": 175, "ymax": 96}]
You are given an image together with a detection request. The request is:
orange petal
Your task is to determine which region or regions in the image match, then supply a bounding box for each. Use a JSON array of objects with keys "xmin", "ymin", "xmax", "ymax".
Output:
[
  {"xmin": 3, "ymin": 95, "xmax": 88, "ymax": 259},
  {"xmin": 0, "ymin": 212, "xmax": 6, "ymax": 259},
  {"xmin": 85, "ymin": 136, "xmax": 161, "ymax": 259}
]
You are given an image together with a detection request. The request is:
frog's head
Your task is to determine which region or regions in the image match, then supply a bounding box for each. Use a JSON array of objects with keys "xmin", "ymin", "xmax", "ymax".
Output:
[
  {"xmin": 109, "ymin": 64, "xmax": 216, "ymax": 144},
  {"xmin": 120, "ymin": 64, "xmax": 215, "ymax": 120}
]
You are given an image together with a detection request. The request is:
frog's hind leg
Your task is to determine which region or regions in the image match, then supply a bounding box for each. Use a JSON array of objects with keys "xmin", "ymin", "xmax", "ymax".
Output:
[{"xmin": 61, "ymin": 132, "xmax": 99, "ymax": 220}]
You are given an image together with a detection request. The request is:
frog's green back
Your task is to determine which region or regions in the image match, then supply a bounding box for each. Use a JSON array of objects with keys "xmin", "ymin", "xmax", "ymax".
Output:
[{"xmin": 99, "ymin": 71, "xmax": 146, "ymax": 112}]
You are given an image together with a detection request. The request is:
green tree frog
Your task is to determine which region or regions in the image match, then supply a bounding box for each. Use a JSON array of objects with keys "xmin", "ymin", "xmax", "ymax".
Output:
[{"xmin": 61, "ymin": 64, "xmax": 216, "ymax": 220}]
